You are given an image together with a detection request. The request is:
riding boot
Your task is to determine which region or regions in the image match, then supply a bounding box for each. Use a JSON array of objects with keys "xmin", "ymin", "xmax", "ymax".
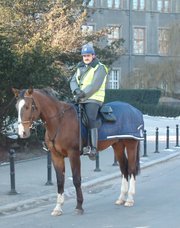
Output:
[
  {"xmin": 88, "ymin": 128, "xmax": 98, "ymax": 160},
  {"xmin": 83, "ymin": 128, "xmax": 98, "ymax": 160}
]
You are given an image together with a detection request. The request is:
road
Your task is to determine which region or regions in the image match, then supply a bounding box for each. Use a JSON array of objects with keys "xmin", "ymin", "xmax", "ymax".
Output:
[{"xmin": 0, "ymin": 156, "xmax": 180, "ymax": 228}]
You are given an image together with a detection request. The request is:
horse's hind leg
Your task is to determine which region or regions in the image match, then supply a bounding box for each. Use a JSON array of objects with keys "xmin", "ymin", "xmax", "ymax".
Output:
[
  {"xmin": 69, "ymin": 152, "xmax": 84, "ymax": 214},
  {"xmin": 50, "ymin": 152, "xmax": 65, "ymax": 216},
  {"xmin": 112, "ymin": 141, "xmax": 129, "ymax": 206},
  {"xmin": 124, "ymin": 140, "xmax": 139, "ymax": 207}
]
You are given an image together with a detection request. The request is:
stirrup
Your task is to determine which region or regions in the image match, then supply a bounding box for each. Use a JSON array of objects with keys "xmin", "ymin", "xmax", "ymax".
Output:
[
  {"xmin": 83, "ymin": 146, "xmax": 91, "ymax": 156},
  {"xmin": 88, "ymin": 147, "xmax": 97, "ymax": 161},
  {"xmin": 83, "ymin": 146, "xmax": 97, "ymax": 161}
]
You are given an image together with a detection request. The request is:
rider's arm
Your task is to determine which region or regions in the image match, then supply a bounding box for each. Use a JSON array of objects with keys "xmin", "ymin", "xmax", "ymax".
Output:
[{"xmin": 70, "ymin": 71, "xmax": 79, "ymax": 94}]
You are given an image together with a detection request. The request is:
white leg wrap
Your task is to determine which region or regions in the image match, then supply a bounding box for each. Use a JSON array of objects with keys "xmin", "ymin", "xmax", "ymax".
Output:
[
  {"xmin": 115, "ymin": 175, "xmax": 128, "ymax": 205},
  {"xmin": 51, "ymin": 193, "xmax": 64, "ymax": 216},
  {"xmin": 125, "ymin": 175, "xmax": 136, "ymax": 207}
]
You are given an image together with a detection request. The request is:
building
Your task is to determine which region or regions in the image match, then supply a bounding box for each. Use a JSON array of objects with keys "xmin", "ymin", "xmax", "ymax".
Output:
[{"xmin": 83, "ymin": 0, "xmax": 180, "ymax": 91}]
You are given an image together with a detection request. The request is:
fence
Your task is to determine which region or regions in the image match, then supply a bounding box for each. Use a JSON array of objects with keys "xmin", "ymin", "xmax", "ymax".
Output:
[{"xmin": 6, "ymin": 124, "xmax": 180, "ymax": 194}]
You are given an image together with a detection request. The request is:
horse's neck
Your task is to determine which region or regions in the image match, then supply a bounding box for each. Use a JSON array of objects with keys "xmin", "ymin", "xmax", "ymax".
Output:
[{"xmin": 34, "ymin": 91, "xmax": 65, "ymax": 123}]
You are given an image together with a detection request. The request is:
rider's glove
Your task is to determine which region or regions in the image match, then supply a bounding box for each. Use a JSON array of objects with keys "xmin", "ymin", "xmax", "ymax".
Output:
[
  {"xmin": 73, "ymin": 88, "xmax": 82, "ymax": 96},
  {"xmin": 74, "ymin": 90, "xmax": 85, "ymax": 103}
]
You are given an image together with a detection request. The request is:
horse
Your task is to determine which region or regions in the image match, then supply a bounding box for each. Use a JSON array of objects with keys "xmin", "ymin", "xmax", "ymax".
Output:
[{"xmin": 12, "ymin": 87, "xmax": 144, "ymax": 216}]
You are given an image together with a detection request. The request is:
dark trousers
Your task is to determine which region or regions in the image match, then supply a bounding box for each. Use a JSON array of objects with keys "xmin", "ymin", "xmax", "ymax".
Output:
[{"xmin": 83, "ymin": 103, "xmax": 101, "ymax": 129}]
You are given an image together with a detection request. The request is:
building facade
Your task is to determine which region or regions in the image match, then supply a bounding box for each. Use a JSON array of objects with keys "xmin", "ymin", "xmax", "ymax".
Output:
[{"xmin": 84, "ymin": 0, "xmax": 180, "ymax": 90}]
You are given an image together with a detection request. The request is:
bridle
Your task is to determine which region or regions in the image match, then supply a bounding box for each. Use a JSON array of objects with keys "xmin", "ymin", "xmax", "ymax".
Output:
[
  {"xmin": 17, "ymin": 96, "xmax": 38, "ymax": 127},
  {"xmin": 17, "ymin": 95, "xmax": 73, "ymax": 128}
]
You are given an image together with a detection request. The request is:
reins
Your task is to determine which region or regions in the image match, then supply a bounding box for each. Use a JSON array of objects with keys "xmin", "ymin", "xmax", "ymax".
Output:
[
  {"xmin": 45, "ymin": 106, "xmax": 73, "ymax": 122},
  {"xmin": 44, "ymin": 105, "xmax": 73, "ymax": 143}
]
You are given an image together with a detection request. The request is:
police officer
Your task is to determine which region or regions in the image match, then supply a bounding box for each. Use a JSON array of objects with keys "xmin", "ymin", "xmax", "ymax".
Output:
[{"xmin": 70, "ymin": 43, "xmax": 108, "ymax": 160}]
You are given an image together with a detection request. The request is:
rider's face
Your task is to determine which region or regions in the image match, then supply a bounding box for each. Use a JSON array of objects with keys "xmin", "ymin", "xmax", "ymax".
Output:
[{"xmin": 82, "ymin": 54, "xmax": 94, "ymax": 65}]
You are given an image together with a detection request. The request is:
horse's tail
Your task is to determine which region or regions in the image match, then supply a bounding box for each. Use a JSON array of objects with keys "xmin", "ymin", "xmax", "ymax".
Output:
[{"xmin": 136, "ymin": 141, "xmax": 141, "ymax": 175}]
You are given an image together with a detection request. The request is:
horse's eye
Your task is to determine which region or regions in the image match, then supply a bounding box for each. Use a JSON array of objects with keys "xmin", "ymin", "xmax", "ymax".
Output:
[{"xmin": 25, "ymin": 105, "xmax": 29, "ymax": 110}]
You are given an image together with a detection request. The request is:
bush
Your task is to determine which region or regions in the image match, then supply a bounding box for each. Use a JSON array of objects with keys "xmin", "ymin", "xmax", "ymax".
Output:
[
  {"xmin": 105, "ymin": 89, "xmax": 180, "ymax": 117},
  {"xmin": 105, "ymin": 89, "xmax": 161, "ymax": 105}
]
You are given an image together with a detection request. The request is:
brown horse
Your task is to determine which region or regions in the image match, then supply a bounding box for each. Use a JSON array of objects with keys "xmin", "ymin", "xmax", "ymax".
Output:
[{"xmin": 12, "ymin": 88, "xmax": 144, "ymax": 216}]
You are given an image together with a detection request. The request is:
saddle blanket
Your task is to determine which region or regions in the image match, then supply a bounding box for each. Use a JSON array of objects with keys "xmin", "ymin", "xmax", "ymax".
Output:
[{"xmin": 81, "ymin": 101, "xmax": 144, "ymax": 141}]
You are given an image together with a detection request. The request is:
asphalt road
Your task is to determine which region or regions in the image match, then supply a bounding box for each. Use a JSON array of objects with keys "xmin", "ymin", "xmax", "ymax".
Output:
[{"xmin": 1, "ymin": 156, "xmax": 180, "ymax": 228}]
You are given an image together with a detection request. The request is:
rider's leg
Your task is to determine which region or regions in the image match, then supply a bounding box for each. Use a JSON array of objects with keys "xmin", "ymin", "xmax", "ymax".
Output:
[
  {"xmin": 89, "ymin": 127, "xmax": 98, "ymax": 155},
  {"xmin": 83, "ymin": 102, "xmax": 100, "ymax": 160}
]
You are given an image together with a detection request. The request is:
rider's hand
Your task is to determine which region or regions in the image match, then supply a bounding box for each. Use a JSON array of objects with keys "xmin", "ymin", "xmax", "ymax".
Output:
[
  {"xmin": 74, "ymin": 88, "xmax": 83, "ymax": 96},
  {"xmin": 74, "ymin": 91, "xmax": 85, "ymax": 103}
]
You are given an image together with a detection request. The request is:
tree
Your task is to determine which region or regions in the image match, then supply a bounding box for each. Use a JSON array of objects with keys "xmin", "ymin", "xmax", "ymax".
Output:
[{"xmin": 0, "ymin": 0, "xmax": 124, "ymax": 141}]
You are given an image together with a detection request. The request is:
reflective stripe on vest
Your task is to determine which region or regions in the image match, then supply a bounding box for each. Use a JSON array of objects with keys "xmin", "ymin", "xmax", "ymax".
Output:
[{"xmin": 76, "ymin": 63, "xmax": 108, "ymax": 102}]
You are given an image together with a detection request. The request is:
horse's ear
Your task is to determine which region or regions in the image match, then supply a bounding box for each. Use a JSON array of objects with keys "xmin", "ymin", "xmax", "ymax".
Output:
[
  {"xmin": 12, "ymin": 88, "xmax": 20, "ymax": 98},
  {"xmin": 26, "ymin": 87, "xmax": 33, "ymax": 96}
]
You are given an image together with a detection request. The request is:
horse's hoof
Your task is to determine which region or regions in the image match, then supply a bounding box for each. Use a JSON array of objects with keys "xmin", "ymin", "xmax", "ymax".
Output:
[
  {"xmin": 51, "ymin": 209, "xmax": 63, "ymax": 216},
  {"xmin": 124, "ymin": 200, "xmax": 134, "ymax": 207},
  {"xmin": 115, "ymin": 199, "xmax": 125, "ymax": 205},
  {"xmin": 74, "ymin": 208, "xmax": 84, "ymax": 215}
]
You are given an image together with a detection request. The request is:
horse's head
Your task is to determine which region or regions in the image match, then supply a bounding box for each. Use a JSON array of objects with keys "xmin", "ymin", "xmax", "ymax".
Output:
[{"xmin": 12, "ymin": 88, "xmax": 40, "ymax": 139}]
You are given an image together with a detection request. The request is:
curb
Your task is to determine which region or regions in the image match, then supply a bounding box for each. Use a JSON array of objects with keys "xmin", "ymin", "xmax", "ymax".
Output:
[{"xmin": 0, "ymin": 152, "xmax": 180, "ymax": 215}]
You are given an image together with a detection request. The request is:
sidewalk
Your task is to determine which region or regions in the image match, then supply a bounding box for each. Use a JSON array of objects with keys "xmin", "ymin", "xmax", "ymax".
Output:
[{"xmin": 0, "ymin": 115, "xmax": 180, "ymax": 215}]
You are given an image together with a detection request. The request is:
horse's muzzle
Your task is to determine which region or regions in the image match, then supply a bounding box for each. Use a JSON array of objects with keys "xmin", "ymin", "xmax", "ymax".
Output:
[{"xmin": 18, "ymin": 123, "xmax": 31, "ymax": 139}]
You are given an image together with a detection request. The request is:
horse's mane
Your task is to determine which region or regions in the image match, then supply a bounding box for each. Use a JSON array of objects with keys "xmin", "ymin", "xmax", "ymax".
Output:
[{"xmin": 40, "ymin": 88, "xmax": 59, "ymax": 101}]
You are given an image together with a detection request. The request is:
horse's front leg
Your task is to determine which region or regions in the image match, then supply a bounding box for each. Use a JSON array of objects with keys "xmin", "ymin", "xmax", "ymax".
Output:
[
  {"xmin": 50, "ymin": 152, "xmax": 65, "ymax": 216},
  {"xmin": 69, "ymin": 152, "xmax": 84, "ymax": 214}
]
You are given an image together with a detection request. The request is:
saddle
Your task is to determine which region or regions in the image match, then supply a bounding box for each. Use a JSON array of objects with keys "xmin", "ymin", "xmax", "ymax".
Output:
[{"xmin": 79, "ymin": 104, "xmax": 116, "ymax": 128}]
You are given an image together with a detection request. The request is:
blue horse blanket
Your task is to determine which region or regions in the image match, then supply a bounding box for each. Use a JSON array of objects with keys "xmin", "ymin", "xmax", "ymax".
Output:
[{"xmin": 81, "ymin": 101, "xmax": 144, "ymax": 141}]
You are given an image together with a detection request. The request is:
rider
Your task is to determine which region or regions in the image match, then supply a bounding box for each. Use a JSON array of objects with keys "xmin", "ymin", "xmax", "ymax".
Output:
[{"xmin": 70, "ymin": 43, "xmax": 108, "ymax": 160}]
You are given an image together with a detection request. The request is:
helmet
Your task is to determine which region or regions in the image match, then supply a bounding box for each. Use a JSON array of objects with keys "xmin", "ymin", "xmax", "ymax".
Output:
[{"xmin": 81, "ymin": 44, "xmax": 95, "ymax": 55}]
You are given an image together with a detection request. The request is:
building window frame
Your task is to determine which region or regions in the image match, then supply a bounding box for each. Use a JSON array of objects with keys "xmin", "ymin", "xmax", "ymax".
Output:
[
  {"xmin": 158, "ymin": 28, "xmax": 169, "ymax": 55},
  {"xmin": 107, "ymin": 25, "xmax": 122, "ymax": 45},
  {"xmin": 132, "ymin": 0, "xmax": 146, "ymax": 11},
  {"xmin": 175, "ymin": 0, "xmax": 180, "ymax": 12},
  {"xmin": 105, "ymin": 0, "xmax": 125, "ymax": 9},
  {"xmin": 114, "ymin": 0, "xmax": 120, "ymax": 9},
  {"xmin": 87, "ymin": 0, "xmax": 95, "ymax": 7},
  {"xmin": 133, "ymin": 27, "xmax": 146, "ymax": 55},
  {"xmin": 81, "ymin": 24, "xmax": 95, "ymax": 34},
  {"xmin": 107, "ymin": 0, "xmax": 113, "ymax": 8},
  {"xmin": 157, "ymin": 0, "xmax": 172, "ymax": 13},
  {"xmin": 108, "ymin": 68, "xmax": 121, "ymax": 89}
]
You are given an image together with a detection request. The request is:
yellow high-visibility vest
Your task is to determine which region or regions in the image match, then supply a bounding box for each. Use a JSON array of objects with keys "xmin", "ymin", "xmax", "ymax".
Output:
[{"xmin": 76, "ymin": 63, "xmax": 108, "ymax": 102}]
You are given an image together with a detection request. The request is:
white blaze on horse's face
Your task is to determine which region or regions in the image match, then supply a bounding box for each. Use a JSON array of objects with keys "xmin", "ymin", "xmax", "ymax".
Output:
[{"xmin": 17, "ymin": 99, "xmax": 31, "ymax": 138}]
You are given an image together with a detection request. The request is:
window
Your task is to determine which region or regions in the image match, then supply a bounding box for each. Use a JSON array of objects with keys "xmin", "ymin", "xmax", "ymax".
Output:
[
  {"xmin": 133, "ymin": 27, "xmax": 146, "ymax": 54},
  {"xmin": 157, "ymin": 0, "xmax": 171, "ymax": 12},
  {"xmin": 107, "ymin": 0, "xmax": 113, "ymax": 8},
  {"xmin": 81, "ymin": 25, "xmax": 94, "ymax": 34},
  {"xmin": 88, "ymin": 0, "xmax": 94, "ymax": 7},
  {"xmin": 107, "ymin": 26, "xmax": 121, "ymax": 45},
  {"xmin": 133, "ymin": 68, "xmax": 144, "ymax": 88},
  {"xmin": 114, "ymin": 0, "xmax": 120, "ymax": 8},
  {"xmin": 108, "ymin": 69, "xmax": 121, "ymax": 89},
  {"xmin": 133, "ymin": 0, "xmax": 145, "ymax": 10},
  {"xmin": 103, "ymin": 0, "xmax": 124, "ymax": 9},
  {"xmin": 158, "ymin": 28, "xmax": 169, "ymax": 55},
  {"xmin": 175, "ymin": 0, "xmax": 180, "ymax": 12}
]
